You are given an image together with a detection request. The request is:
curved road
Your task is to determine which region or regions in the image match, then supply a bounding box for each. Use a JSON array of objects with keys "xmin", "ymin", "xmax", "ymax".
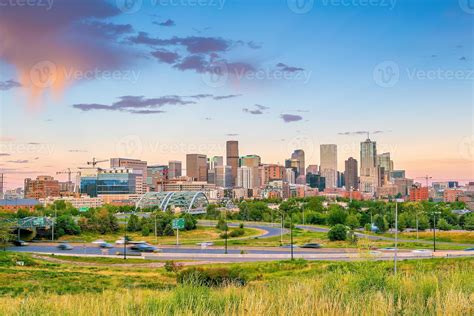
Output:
[{"xmin": 296, "ymin": 225, "xmax": 474, "ymax": 247}]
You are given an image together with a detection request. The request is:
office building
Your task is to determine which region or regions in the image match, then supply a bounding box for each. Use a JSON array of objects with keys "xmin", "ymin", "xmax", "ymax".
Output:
[
  {"xmin": 285, "ymin": 168, "xmax": 296, "ymax": 184},
  {"xmin": 209, "ymin": 156, "xmax": 224, "ymax": 169},
  {"xmin": 237, "ymin": 166, "xmax": 254, "ymax": 189},
  {"xmin": 360, "ymin": 138, "xmax": 378, "ymax": 194},
  {"xmin": 147, "ymin": 165, "xmax": 168, "ymax": 191},
  {"xmin": 240, "ymin": 155, "xmax": 261, "ymax": 168},
  {"xmin": 306, "ymin": 173, "xmax": 326, "ymax": 192},
  {"xmin": 306, "ymin": 165, "xmax": 319, "ymax": 175},
  {"xmin": 24, "ymin": 176, "xmax": 60, "ymax": 199},
  {"xmin": 344, "ymin": 157, "xmax": 358, "ymax": 191},
  {"xmin": 290, "ymin": 149, "xmax": 305, "ymax": 177},
  {"xmin": 226, "ymin": 140, "xmax": 239, "ymax": 187},
  {"xmin": 186, "ymin": 154, "xmax": 208, "ymax": 182},
  {"xmin": 80, "ymin": 168, "xmax": 142, "ymax": 197},
  {"xmin": 409, "ymin": 185, "xmax": 429, "ymax": 201},
  {"xmin": 110, "ymin": 158, "xmax": 147, "ymax": 187},
  {"xmin": 390, "ymin": 170, "xmax": 406, "ymax": 179},
  {"xmin": 320, "ymin": 144, "xmax": 337, "ymax": 189},
  {"xmin": 215, "ymin": 165, "xmax": 232, "ymax": 188},
  {"xmin": 168, "ymin": 160, "xmax": 182, "ymax": 179}
]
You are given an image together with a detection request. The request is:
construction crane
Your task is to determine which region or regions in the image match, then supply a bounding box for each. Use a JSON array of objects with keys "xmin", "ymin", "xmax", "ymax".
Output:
[
  {"xmin": 56, "ymin": 168, "xmax": 81, "ymax": 183},
  {"xmin": 416, "ymin": 175, "xmax": 432, "ymax": 187},
  {"xmin": 87, "ymin": 157, "xmax": 108, "ymax": 168}
]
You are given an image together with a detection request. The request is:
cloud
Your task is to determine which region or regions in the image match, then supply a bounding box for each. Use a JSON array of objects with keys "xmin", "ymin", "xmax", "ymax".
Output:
[
  {"xmin": 338, "ymin": 130, "xmax": 391, "ymax": 136},
  {"xmin": 0, "ymin": 80, "xmax": 22, "ymax": 91},
  {"xmin": 276, "ymin": 62, "xmax": 304, "ymax": 73},
  {"xmin": 0, "ymin": 153, "xmax": 10, "ymax": 156},
  {"xmin": 154, "ymin": 19, "xmax": 175, "ymax": 27},
  {"xmin": 280, "ymin": 114, "xmax": 303, "ymax": 123},
  {"xmin": 7, "ymin": 160, "xmax": 29, "ymax": 164},
  {"xmin": 459, "ymin": 56, "xmax": 467, "ymax": 61},
  {"xmin": 226, "ymin": 133, "xmax": 239, "ymax": 136},
  {"xmin": 27, "ymin": 142, "xmax": 41, "ymax": 145},
  {"xmin": 68, "ymin": 149, "xmax": 88, "ymax": 153},
  {"xmin": 204, "ymin": 117, "xmax": 213, "ymax": 121},
  {"xmin": 0, "ymin": 0, "xmax": 138, "ymax": 102},
  {"xmin": 247, "ymin": 41, "xmax": 262, "ymax": 49},
  {"xmin": 243, "ymin": 104, "xmax": 269, "ymax": 115},
  {"xmin": 128, "ymin": 32, "xmax": 231, "ymax": 54},
  {"xmin": 173, "ymin": 55, "xmax": 208, "ymax": 72},
  {"xmin": 213, "ymin": 94, "xmax": 241, "ymax": 100},
  {"xmin": 151, "ymin": 49, "xmax": 180, "ymax": 64},
  {"xmin": 71, "ymin": 93, "xmax": 238, "ymax": 114}
]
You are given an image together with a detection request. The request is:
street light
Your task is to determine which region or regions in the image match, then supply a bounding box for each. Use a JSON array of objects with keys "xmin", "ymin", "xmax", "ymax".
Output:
[
  {"xmin": 394, "ymin": 198, "xmax": 404, "ymax": 275},
  {"xmin": 224, "ymin": 210, "xmax": 228, "ymax": 255},
  {"xmin": 431, "ymin": 207, "xmax": 442, "ymax": 252},
  {"xmin": 290, "ymin": 213, "xmax": 294, "ymax": 261}
]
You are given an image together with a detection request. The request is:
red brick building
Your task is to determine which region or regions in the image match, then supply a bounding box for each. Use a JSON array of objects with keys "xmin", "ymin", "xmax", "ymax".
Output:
[{"xmin": 409, "ymin": 186, "xmax": 429, "ymax": 201}]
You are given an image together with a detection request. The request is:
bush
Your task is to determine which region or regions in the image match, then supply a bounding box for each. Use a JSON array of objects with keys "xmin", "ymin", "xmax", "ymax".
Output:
[
  {"xmin": 216, "ymin": 218, "xmax": 228, "ymax": 231},
  {"xmin": 221, "ymin": 228, "xmax": 245, "ymax": 239},
  {"xmin": 437, "ymin": 218, "xmax": 451, "ymax": 231},
  {"xmin": 164, "ymin": 260, "xmax": 183, "ymax": 273},
  {"xmin": 328, "ymin": 224, "xmax": 347, "ymax": 241},
  {"xmin": 177, "ymin": 267, "xmax": 247, "ymax": 287}
]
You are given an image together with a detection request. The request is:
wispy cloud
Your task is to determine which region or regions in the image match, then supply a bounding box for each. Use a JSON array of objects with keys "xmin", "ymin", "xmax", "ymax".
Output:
[
  {"xmin": 7, "ymin": 160, "xmax": 29, "ymax": 164},
  {"xmin": 280, "ymin": 114, "xmax": 303, "ymax": 123},
  {"xmin": 0, "ymin": 153, "xmax": 10, "ymax": 156},
  {"xmin": 243, "ymin": 104, "xmax": 269, "ymax": 115},
  {"xmin": 226, "ymin": 133, "xmax": 239, "ymax": 136},
  {"xmin": 276, "ymin": 62, "xmax": 304, "ymax": 73},
  {"xmin": 68, "ymin": 149, "xmax": 88, "ymax": 153},
  {"xmin": 0, "ymin": 79, "xmax": 21, "ymax": 91},
  {"xmin": 154, "ymin": 19, "xmax": 175, "ymax": 27},
  {"xmin": 338, "ymin": 130, "xmax": 391, "ymax": 136}
]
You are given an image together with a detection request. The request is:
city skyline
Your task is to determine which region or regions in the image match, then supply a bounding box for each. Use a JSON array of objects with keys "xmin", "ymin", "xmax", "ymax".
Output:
[{"xmin": 1, "ymin": 0, "xmax": 473, "ymax": 189}]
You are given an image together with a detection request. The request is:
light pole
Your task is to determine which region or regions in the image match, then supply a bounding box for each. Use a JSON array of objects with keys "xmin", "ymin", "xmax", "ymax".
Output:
[
  {"xmin": 51, "ymin": 205, "xmax": 57, "ymax": 241},
  {"xmin": 394, "ymin": 199, "xmax": 404, "ymax": 275},
  {"xmin": 224, "ymin": 210, "xmax": 228, "ymax": 255},
  {"xmin": 431, "ymin": 208, "xmax": 442, "ymax": 252},
  {"xmin": 290, "ymin": 213, "xmax": 294, "ymax": 261}
]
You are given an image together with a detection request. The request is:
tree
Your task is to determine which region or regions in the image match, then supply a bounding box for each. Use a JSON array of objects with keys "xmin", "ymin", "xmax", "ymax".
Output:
[
  {"xmin": 183, "ymin": 213, "xmax": 197, "ymax": 230},
  {"xmin": 437, "ymin": 218, "xmax": 451, "ymax": 231},
  {"xmin": 216, "ymin": 217, "xmax": 228, "ymax": 231},
  {"xmin": 464, "ymin": 213, "xmax": 474, "ymax": 231},
  {"xmin": 327, "ymin": 205, "xmax": 348, "ymax": 226},
  {"xmin": 0, "ymin": 220, "xmax": 15, "ymax": 250},
  {"xmin": 96, "ymin": 209, "xmax": 119, "ymax": 234},
  {"xmin": 328, "ymin": 224, "xmax": 347, "ymax": 241},
  {"xmin": 127, "ymin": 214, "xmax": 141, "ymax": 232},
  {"xmin": 373, "ymin": 214, "xmax": 388, "ymax": 233},
  {"xmin": 55, "ymin": 214, "xmax": 81, "ymax": 237},
  {"xmin": 345, "ymin": 214, "xmax": 360, "ymax": 230}
]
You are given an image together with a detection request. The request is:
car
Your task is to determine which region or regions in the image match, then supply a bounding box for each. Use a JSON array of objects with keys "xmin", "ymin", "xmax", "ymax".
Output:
[
  {"xmin": 281, "ymin": 244, "xmax": 299, "ymax": 249},
  {"xmin": 92, "ymin": 239, "xmax": 106, "ymax": 244},
  {"xmin": 197, "ymin": 242, "xmax": 214, "ymax": 247},
  {"xmin": 368, "ymin": 251, "xmax": 382, "ymax": 256},
  {"xmin": 464, "ymin": 247, "xmax": 474, "ymax": 251},
  {"xmin": 12, "ymin": 240, "xmax": 29, "ymax": 246},
  {"xmin": 131, "ymin": 243, "xmax": 160, "ymax": 253},
  {"xmin": 99, "ymin": 242, "xmax": 113, "ymax": 249},
  {"xmin": 57, "ymin": 243, "xmax": 73, "ymax": 250},
  {"xmin": 380, "ymin": 247, "xmax": 397, "ymax": 251},
  {"xmin": 301, "ymin": 243, "xmax": 322, "ymax": 249},
  {"xmin": 412, "ymin": 249, "xmax": 432, "ymax": 254}
]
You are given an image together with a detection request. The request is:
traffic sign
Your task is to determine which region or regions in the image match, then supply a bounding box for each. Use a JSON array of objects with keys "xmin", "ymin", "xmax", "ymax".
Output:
[{"xmin": 172, "ymin": 218, "xmax": 185, "ymax": 230}]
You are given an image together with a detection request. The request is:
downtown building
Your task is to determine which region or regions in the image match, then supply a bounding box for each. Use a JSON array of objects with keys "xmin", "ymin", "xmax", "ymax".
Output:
[
  {"xmin": 186, "ymin": 154, "xmax": 208, "ymax": 182},
  {"xmin": 168, "ymin": 160, "xmax": 182, "ymax": 179},
  {"xmin": 226, "ymin": 140, "xmax": 239, "ymax": 187},
  {"xmin": 320, "ymin": 144, "xmax": 337, "ymax": 189},
  {"xmin": 359, "ymin": 138, "xmax": 379, "ymax": 195},
  {"xmin": 344, "ymin": 157, "xmax": 358, "ymax": 191},
  {"xmin": 110, "ymin": 158, "xmax": 147, "ymax": 189}
]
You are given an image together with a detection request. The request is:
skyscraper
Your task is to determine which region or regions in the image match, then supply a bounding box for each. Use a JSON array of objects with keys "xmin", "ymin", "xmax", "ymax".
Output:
[
  {"xmin": 226, "ymin": 140, "xmax": 239, "ymax": 187},
  {"xmin": 168, "ymin": 160, "xmax": 182, "ymax": 179},
  {"xmin": 186, "ymin": 154, "xmax": 207, "ymax": 182},
  {"xmin": 290, "ymin": 149, "xmax": 305, "ymax": 177},
  {"xmin": 344, "ymin": 157, "xmax": 358, "ymax": 191},
  {"xmin": 110, "ymin": 158, "xmax": 147, "ymax": 188},
  {"xmin": 237, "ymin": 166, "xmax": 253, "ymax": 189},
  {"xmin": 209, "ymin": 156, "xmax": 224, "ymax": 169},
  {"xmin": 377, "ymin": 152, "xmax": 392, "ymax": 184},
  {"xmin": 215, "ymin": 165, "xmax": 232, "ymax": 188},
  {"xmin": 320, "ymin": 144, "xmax": 337, "ymax": 189},
  {"xmin": 360, "ymin": 138, "xmax": 378, "ymax": 194}
]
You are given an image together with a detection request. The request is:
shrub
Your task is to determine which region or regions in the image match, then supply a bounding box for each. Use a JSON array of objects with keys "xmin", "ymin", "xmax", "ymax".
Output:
[
  {"xmin": 164, "ymin": 260, "xmax": 183, "ymax": 273},
  {"xmin": 437, "ymin": 218, "xmax": 451, "ymax": 231},
  {"xmin": 177, "ymin": 267, "xmax": 247, "ymax": 287},
  {"xmin": 239, "ymin": 223, "xmax": 244, "ymax": 229},
  {"xmin": 328, "ymin": 224, "xmax": 347, "ymax": 241},
  {"xmin": 216, "ymin": 218, "xmax": 228, "ymax": 231}
]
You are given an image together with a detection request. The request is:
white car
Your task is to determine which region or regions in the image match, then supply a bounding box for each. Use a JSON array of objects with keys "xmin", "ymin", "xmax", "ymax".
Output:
[
  {"xmin": 92, "ymin": 239, "xmax": 106, "ymax": 244},
  {"xmin": 412, "ymin": 249, "xmax": 432, "ymax": 255}
]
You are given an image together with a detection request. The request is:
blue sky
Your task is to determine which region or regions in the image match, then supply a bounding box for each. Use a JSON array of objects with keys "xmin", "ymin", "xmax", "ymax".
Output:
[{"xmin": 0, "ymin": 0, "xmax": 472, "ymax": 188}]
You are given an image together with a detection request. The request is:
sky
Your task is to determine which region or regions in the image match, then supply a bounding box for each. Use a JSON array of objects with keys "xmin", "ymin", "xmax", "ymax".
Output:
[{"xmin": 0, "ymin": 0, "xmax": 473, "ymax": 189}]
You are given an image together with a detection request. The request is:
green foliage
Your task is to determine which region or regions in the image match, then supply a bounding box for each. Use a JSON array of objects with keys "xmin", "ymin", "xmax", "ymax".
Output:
[
  {"xmin": 328, "ymin": 224, "xmax": 347, "ymax": 241},
  {"xmin": 164, "ymin": 260, "xmax": 183, "ymax": 273},
  {"xmin": 55, "ymin": 214, "xmax": 81, "ymax": 237},
  {"xmin": 182, "ymin": 213, "xmax": 197, "ymax": 230},
  {"xmin": 0, "ymin": 221, "xmax": 15, "ymax": 250},
  {"xmin": 373, "ymin": 214, "xmax": 388, "ymax": 233},
  {"xmin": 437, "ymin": 218, "xmax": 451, "ymax": 231},
  {"xmin": 177, "ymin": 267, "xmax": 248, "ymax": 287},
  {"xmin": 127, "ymin": 214, "xmax": 141, "ymax": 232},
  {"xmin": 345, "ymin": 214, "xmax": 360, "ymax": 229},
  {"xmin": 327, "ymin": 205, "xmax": 348, "ymax": 226},
  {"xmin": 464, "ymin": 213, "xmax": 474, "ymax": 230},
  {"xmin": 216, "ymin": 218, "xmax": 228, "ymax": 231},
  {"xmin": 220, "ymin": 228, "xmax": 245, "ymax": 239}
]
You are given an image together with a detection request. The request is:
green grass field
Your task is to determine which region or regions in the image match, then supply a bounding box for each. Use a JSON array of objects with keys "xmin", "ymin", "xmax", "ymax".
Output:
[{"xmin": 0, "ymin": 251, "xmax": 472, "ymax": 315}]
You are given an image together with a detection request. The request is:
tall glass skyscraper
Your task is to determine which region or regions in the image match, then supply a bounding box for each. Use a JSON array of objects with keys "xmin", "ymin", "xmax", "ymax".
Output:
[{"xmin": 360, "ymin": 138, "xmax": 378, "ymax": 194}]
